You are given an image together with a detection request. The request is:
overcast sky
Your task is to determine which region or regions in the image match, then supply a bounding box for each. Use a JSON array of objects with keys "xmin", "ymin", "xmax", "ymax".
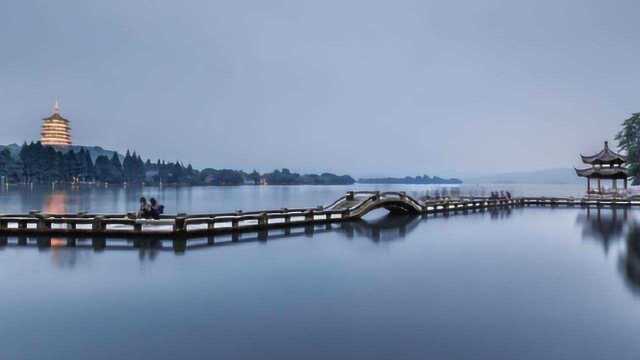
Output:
[{"xmin": 1, "ymin": 0, "xmax": 638, "ymax": 177}]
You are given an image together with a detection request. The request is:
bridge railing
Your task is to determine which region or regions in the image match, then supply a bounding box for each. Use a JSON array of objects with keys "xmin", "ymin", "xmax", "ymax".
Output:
[{"xmin": 1, "ymin": 194, "xmax": 632, "ymax": 238}]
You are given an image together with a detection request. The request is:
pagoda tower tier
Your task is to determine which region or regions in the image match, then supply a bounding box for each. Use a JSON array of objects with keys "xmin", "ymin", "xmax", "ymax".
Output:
[{"xmin": 40, "ymin": 101, "xmax": 72, "ymax": 146}]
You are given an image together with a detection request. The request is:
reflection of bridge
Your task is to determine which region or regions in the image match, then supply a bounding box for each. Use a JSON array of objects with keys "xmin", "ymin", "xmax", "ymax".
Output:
[
  {"xmin": 3, "ymin": 191, "xmax": 640, "ymax": 238},
  {"xmin": 0, "ymin": 209, "xmax": 517, "ymax": 255}
]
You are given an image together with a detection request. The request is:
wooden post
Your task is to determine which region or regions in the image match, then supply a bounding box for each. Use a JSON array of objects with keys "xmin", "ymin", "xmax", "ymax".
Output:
[
  {"xmin": 0, "ymin": 219, "xmax": 7, "ymax": 230},
  {"xmin": 174, "ymin": 215, "xmax": 187, "ymax": 233},
  {"xmin": 36, "ymin": 217, "xmax": 47, "ymax": 230},
  {"xmin": 133, "ymin": 222, "xmax": 142, "ymax": 232},
  {"xmin": 305, "ymin": 210, "xmax": 314, "ymax": 222},
  {"xmin": 18, "ymin": 220, "xmax": 28, "ymax": 230},
  {"xmin": 92, "ymin": 216, "xmax": 105, "ymax": 232},
  {"xmin": 587, "ymin": 178, "xmax": 591, "ymax": 193},
  {"xmin": 281, "ymin": 208, "xmax": 290, "ymax": 225},
  {"xmin": 258, "ymin": 213, "xmax": 268, "ymax": 228},
  {"xmin": 597, "ymin": 178, "xmax": 601, "ymax": 193},
  {"xmin": 625, "ymin": 177, "xmax": 628, "ymax": 189},
  {"xmin": 207, "ymin": 218, "xmax": 215, "ymax": 230}
]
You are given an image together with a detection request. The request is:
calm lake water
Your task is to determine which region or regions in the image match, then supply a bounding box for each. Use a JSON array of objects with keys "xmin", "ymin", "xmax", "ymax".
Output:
[{"xmin": 3, "ymin": 184, "xmax": 640, "ymax": 360}]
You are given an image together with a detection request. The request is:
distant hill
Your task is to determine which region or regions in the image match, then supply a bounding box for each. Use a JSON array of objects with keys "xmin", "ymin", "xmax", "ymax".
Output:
[
  {"xmin": 464, "ymin": 168, "xmax": 581, "ymax": 184},
  {"xmin": 0, "ymin": 143, "xmax": 121, "ymax": 162},
  {"xmin": 358, "ymin": 175, "xmax": 462, "ymax": 185}
]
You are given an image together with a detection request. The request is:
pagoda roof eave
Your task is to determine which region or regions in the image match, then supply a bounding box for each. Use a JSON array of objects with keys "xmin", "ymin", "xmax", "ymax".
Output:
[
  {"xmin": 575, "ymin": 167, "xmax": 629, "ymax": 178},
  {"xmin": 580, "ymin": 141, "xmax": 627, "ymax": 164},
  {"xmin": 42, "ymin": 113, "xmax": 69, "ymax": 122}
]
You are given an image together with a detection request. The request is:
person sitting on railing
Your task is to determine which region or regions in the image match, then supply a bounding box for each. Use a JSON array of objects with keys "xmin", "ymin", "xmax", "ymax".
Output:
[
  {"xmin": 506, "ymin": 191, "xmax": 512, "ymax": 199},
  {"xmin": 138, "ymin": 197, "xmax": 151, "ymax": 218},
  {"xmin": 149, "ymin": 198, "xmax": 164, "ymax": 220}
]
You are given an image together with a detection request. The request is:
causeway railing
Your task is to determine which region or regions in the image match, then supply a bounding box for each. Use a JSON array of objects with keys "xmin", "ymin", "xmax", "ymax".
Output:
[{"xmin": 0, "ymin": 192, "xmax": 638, "ymax": 238}]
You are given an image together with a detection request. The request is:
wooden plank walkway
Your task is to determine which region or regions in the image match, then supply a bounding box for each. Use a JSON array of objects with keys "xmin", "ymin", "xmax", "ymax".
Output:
[{"xmin": 0, "ymin": 191, "xmax": 638, "ymax": 239}]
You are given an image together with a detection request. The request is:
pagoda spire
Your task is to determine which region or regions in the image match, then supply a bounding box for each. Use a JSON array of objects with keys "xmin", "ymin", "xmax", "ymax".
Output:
[{"xmin": 53, "ymin": 100, "xmax": 60, "ymax": 114}]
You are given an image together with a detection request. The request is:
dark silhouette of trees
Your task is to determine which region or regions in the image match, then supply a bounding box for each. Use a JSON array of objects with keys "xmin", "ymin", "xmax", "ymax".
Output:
[
  {"xmin": 0, "ymin": 142, "xmax": 356, "ymax": 186},
  {"xmin": 263, "ymin": 168, "xmax": 355, "ymax": 185},
  {"xmin": 616, "ymin": 113, "xmax": 640, "ymax": 184}
]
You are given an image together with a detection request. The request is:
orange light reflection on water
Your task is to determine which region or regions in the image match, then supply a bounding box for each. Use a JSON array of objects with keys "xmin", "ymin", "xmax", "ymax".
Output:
[{"xmin": 44, "ymin": 192, "xmax": 69, "ymax": 249}]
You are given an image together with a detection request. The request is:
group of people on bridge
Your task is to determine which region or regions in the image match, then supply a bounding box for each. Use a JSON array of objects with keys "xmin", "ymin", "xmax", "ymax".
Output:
[
  {"xmin": 138, "ymin": 197, "xmax": 164, "ymax": 219},
  {"xmin": 490, "ymin": 191, "xmax": 512, "ymax": 199}
]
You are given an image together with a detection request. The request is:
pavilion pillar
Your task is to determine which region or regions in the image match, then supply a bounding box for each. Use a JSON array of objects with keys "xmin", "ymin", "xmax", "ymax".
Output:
[
  {"xmin": 587, "ymin": 178, "xmax": 591, "ymax": 193},
  {"xmin": 613, "ymin": 179, "xmax": 617, "ymax": 190},
  {"xmin": 597, "ymin": 178, "xmax": 601, "ymax": 193},
  {"xmin": 624, "ymin": 177, "xmax": 628, "ymax": 189}
]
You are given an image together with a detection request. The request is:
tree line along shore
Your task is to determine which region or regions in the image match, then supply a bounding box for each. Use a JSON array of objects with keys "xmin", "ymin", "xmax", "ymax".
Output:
[
  {"xmin": 0, "ymin": 142, "xmax": 464, "ymax": 187},
  {"xmin": 0, "ymin": 142, "xmax": 354, "ymax": 186}
]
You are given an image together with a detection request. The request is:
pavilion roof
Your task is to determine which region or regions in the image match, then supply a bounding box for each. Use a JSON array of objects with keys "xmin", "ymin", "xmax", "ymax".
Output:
[
  {"xmin": 42, "ymin": 113, "xmax": 69, "ymax": 122},
  {"xmin": 575, "ymin": 167, "xmax": 629, "ymax": 178},
  {"xmin": 581, "ymin": 141, "xmax": 626, "ymax": 164}
]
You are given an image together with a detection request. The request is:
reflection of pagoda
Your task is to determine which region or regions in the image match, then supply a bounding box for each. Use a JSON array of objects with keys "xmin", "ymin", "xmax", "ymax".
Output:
[{"xmin": 40, "ymin": 101, "xmax": 72, "ymax": 146}]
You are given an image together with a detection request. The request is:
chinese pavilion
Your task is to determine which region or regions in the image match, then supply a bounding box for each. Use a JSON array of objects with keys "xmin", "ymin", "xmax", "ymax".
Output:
[
  {"xmin": 40, "ymin": 101, "xmax": 72, "ymax": 146},
  {"xmin": 575, "ymin": 141, "xmax": 628, "ymax": 193}
]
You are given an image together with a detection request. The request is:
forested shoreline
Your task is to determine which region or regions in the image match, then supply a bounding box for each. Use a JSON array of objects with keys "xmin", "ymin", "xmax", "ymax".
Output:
[{"xmin": 0, "ymin": 142, "xmax": 355, "ymax": 186}]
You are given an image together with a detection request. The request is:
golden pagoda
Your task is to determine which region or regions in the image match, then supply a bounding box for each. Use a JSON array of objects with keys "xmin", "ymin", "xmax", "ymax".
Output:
[{"xmin": 40, "ymin": 100, "xmax": 72, "ymax": 146}]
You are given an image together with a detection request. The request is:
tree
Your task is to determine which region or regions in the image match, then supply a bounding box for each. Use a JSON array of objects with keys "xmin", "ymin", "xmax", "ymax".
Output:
[
  {"xmin": 94, "ymin": 155, "xmax": 110, "ymax": 182},
  {"xmin": 616, "ymin": 113, "xmax": 640, "ymax": 184},
  {"xmin": 248, "ymin": 170, "xmax": 261, "ymax": 185},
  {"xmin": 110, "ymin": 153, "xmax": 123, "ymax": 183},
  {"xmin": 0, "ymin": 148, "xmax": 13, "ymax": 180}
]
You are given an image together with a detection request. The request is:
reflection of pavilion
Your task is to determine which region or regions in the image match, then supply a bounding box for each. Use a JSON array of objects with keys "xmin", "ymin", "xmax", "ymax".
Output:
[
  {"xmin": 620, "ymin": 226, "xmax": 640, "ymax": 296},
  {"xmin": 576, "ymin": 207, "xmax": 628, "ymax": 254},
  {"xmin": 573, "ymin": 208, "xmax": 640, "ymax": 297}
]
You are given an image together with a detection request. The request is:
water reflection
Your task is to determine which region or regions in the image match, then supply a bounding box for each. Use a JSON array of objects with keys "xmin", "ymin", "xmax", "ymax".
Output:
[
  {"xmin": 620, "ymin": 225, "xmax": 640, "ymax": 296},
  {"xmin": 42, "ymin": 192, "xmax": 91, "ymax": 268},
  {"xmin": 577, "ymin": 207, "xmax": 629, "ymax": 254},
  {"xmin": 0, "ymin": 208, "xmax": 515, "ymax": 268},
  {"xmin": 573, "ymin": 207, "xmax": 640, "ymax": 296}
]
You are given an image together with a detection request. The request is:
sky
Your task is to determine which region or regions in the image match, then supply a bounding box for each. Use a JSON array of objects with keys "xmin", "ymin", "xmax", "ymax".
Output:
[{"xmin": 1, "ymin": 0, "xmax": 639, "ymax": 178}]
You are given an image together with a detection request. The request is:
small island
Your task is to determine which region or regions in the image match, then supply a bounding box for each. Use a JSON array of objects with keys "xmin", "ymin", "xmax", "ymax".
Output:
[{"xmin": 358, "ymin": 175, "xmax": 462, "ymax": 185}]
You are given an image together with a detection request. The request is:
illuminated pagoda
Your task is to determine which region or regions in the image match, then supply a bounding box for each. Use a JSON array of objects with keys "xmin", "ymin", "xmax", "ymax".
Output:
[
  {"xmin": 575, "ymin": 141, "xmax": 628, "ymax": 194},
  {"xmin": 40, "ymin": 100, "xmax": 72, "ymax": 146}
]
